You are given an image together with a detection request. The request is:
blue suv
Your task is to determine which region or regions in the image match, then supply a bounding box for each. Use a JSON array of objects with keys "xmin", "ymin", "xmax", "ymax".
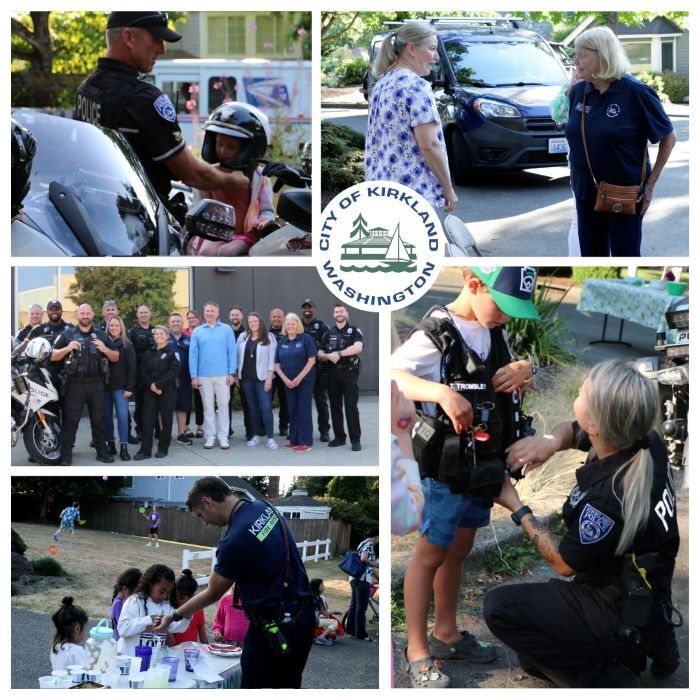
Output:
[{"xmin": 368, "ymin": 18, "xmax": 570, "ymax": 185}]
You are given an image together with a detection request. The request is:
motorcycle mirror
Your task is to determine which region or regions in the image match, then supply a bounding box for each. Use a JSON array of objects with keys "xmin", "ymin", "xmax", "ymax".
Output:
[
  {"xmin": 277, "ymin": 189, "xmax": 311, "ymax": 233},
  {"xmin": 185, "ymin": 199, "xmax": 237, "ymax": 242}
]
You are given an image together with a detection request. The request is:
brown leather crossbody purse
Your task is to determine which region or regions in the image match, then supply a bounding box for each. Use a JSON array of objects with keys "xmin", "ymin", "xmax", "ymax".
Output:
[{"xmin": 581, "ymin": 86, "xmax": 646, "ymax": 215}]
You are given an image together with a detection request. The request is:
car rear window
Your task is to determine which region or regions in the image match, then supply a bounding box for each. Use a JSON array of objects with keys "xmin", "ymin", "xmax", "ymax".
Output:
[{"xmin": 443, "ymin": 38, "xmax": 566, "ymax": 87}]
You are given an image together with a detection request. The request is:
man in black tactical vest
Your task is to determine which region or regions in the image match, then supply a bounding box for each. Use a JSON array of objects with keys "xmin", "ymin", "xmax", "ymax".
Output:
[
  {"xmin": 51, "ymin": 303, "xmax": 120, "ymax": 466},
  {"xmin": 74, "ymin": 11, "xmax": 248, "ymax": 218},
  {"xmin": 300, "ymin": 299, "xmax": 330, "ymax": 442},
  {"xmin": 128, "ymin": 304, "xmax": 155, "ymax": 440},
  {"xmin": 318, "ymin": 304, "xmax": 364, "ymax": 451}
]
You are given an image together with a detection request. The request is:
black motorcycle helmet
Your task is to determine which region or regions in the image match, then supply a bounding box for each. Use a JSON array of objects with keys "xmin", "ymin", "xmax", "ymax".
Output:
[
  {"xmin": 201, "ymin": 102, "xmax": 271, "ymax": 172},
  {"xmin": 11, "ymin": 118, "xmax": 37, "ymax": 217}
]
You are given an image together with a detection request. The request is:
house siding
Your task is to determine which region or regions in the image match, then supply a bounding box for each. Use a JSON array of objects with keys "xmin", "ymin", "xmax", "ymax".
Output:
[{"xmin": 676, "ymin": 31, "xmax": 689, "ymax": 77}]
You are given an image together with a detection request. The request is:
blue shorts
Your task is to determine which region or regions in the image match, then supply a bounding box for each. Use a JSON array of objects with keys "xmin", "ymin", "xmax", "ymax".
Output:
[{"xmin": 419, "ymin": 478, "xmax": 491, "ymax": 548}]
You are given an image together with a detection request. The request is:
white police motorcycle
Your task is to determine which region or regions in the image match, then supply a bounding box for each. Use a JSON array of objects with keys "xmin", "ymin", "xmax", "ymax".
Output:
[{"xmin": 11, "ymin": 337, "xmax": 62, "ymax": 465}]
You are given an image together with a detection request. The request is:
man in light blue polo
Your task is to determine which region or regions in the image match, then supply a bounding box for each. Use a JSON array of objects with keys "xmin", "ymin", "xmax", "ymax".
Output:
[{"xmin": 189, "ymin": 301, "xmax": 237, "ymax": 449}]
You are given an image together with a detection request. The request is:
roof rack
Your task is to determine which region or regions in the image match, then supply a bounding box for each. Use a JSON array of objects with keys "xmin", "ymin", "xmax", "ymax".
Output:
[{"xmin": 383, "ymin": 16, "xmax": 523, "ymax": 30}]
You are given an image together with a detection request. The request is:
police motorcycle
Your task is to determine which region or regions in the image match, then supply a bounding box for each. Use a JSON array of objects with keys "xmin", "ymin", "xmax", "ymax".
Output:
[
  {"xmin": 11, "ymin": 337, "xmax": 62, "ymax": 465},
  {"xmin": 182, "ymin": 103, "xmax": 311, "ymax": 256},
  {"xmin": 633, "ymin": 295, "xmax": 689, "ymax": 472}
]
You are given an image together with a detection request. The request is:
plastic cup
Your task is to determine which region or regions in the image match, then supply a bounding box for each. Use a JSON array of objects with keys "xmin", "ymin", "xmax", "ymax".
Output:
[
  {"xmin": 50, "ymin": 670, "xmax": 68, "ymax": 678},
  {"xmin": 154, "ymin": 665, "xmax": 170, "ymax": 688},
  {"xmin": 55, "ymin": 677, "xmax": 73, "ymax": 689},
  {"xmin": 84, "ymin": 670, "xmax": 100, "ymax": 683},
  {"xmin": 134, "ymin": 644, "xmax": 152, "ymax": 671},
  {"xmin": 128, "ymin": 673, "xmax": 145, "ymax": 689},
  {"xmin": 101, "ymin": 671, "xmax": 120, "ymax": 688},
  {"xmin": 69, "ymin": 668, "xmax": 85, "ymax": 683},
  {"xmin": 39, "ymin": 676, "xmax": 56, "ymax": 688},
  {"xmin": 183, "ymin": 648, "xmax": 201, "ymax": 672},
  {"xmin": 116, "ymin": 655, "xmax": 131, "ymax": 676},
  {"xmin": 161, "ymin": 657, "xmax": 179, "ymax": 682}
]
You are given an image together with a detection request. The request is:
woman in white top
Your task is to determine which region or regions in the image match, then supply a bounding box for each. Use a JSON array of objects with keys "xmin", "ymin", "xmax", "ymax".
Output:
[
  {"xmin": 50, "ymin": 596, "xmax": 88, "ymax": 671},
  {"xmin": 236, "ymin": 312, "xmax": 278, "ymax": 450}
]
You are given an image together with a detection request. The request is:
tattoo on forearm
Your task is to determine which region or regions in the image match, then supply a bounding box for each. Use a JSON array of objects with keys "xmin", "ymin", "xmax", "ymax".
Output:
[{"xmin": 526, "ymin": 516, "xmax": 560, "ymax": 565}]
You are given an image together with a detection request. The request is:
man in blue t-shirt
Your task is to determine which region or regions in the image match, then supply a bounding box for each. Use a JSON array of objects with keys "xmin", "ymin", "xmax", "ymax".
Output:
[{"xmin": 155, "ymin": 477, "xmax": 315, "ymax": 688}]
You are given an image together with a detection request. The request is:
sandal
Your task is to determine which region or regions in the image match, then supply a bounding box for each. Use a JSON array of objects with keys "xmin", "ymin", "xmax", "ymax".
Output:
[
  {"xmin": 182, "ymin": 429, "xmax": 194, "ymax": 439},
  {"xmin": 195, "ymin": 429, "xmax": 204, "ymax": 438},
  {"xmin": 402, "ymin": 648, "xmax": 450, "ymax": 688}
]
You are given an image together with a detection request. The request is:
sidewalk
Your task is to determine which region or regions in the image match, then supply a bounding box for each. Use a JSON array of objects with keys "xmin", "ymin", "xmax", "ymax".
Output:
[{"xmin": 11, "ymin": 396, "xmax": 378, "ymax": 467}]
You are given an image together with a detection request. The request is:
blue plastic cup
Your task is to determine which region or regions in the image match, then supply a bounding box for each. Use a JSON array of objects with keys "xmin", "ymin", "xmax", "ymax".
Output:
[
  {"xmin": 183, "ymin": 648, "xmax": 201, "ymax": 672},
  {"xmin": 161, "ymin": 656, "xmax": 179, "ymax": 682},
  {"xmin": 135, "ymin": 644, "xmax": 153, "ymax": 671}
]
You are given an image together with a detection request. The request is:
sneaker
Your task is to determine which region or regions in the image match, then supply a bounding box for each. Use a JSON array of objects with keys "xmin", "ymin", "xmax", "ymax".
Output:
[
  {"xmin": 220, "ymin": 440, "xmax": 230, "ymax": 450},
  {"xmin": 134, "ymin": 452, "xmax": 150, "ymax": 461},
  {"xmin": 155, "ymin": 543, "xmax": 160, "ymax": 548},
  {"xmin": 52, "ymin": 534, "xmax": 58, "ymax": 542},
  {"xmin": 96, "ymin": 452, "xmax": 115, "ymax": 464},
  {"xmin": 155, "ymin": 449, "xmax": 168, "ymax": 458},
  {"xmin": 293, "ymin": 445, "xmax": 312, "ymax": 453},
  {"xmin": 319, "ymin": 433, "xmax": 330, "ymax": 442},
  {"xmin": 328, "ymin": 438, "xmax": 346, "ymax": 447},
  {"xmin": 315, "ymin": 637, "xmax": 333, "ymax": 646},
  {"xmin": 428, "ymin": 630, "xmax": 497, "ymax": 663},
  {"xmin": 145, "ymin": 542, "xmax": 151, "ymax": 547},
  {"xmin": 246, "ymin": 436, "xmax": 261, "ymax": 447},
  {"xmin": 204, "ymin": 439, "xmax": 215, "ymax": 449},
  {"xmin": 266, "ymin": 439, "xmax": 279, "ymax": 450},
  {"xmin": 177, "ymin": 433, "xmax": 193, "ymax": 446},
  {"xmin": 351, "ymin": 441, "xmax": 362, "ymax": 452},
  {"xmin": 283, "ymin": 442, "xmax": 297, "ymax": 449}
]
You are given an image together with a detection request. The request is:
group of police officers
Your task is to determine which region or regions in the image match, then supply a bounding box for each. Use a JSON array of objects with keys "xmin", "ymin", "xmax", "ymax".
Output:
[{"xmin": 15, "ymin": 297, "xmax": 365, "ymax": 464}]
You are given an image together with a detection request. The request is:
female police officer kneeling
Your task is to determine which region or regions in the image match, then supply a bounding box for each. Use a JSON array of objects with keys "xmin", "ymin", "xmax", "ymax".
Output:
[
  {"xmin": 484, "ymin": 359, "xmax": 680, "ymax": 687},
  {"xmin": 135, "ymin": 325, "xmax": 180, "ymax": 460}
]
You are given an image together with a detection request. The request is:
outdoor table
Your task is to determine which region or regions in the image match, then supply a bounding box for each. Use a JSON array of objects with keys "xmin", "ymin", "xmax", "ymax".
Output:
[
  {"xmin": 577, "ymin": 278, "xmax": 679, "ymax": 346},
  {"xmin": 169, "ymin": 642, "xmax": 242, "ymax": 689}
]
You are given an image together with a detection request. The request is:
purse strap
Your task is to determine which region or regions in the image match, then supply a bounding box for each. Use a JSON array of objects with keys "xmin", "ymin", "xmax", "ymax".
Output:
[{"xmin": 580, "ymin": 84, "xmax": 647, "ymax": 189}]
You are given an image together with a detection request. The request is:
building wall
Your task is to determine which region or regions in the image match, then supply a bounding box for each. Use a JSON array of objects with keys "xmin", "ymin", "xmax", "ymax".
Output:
[
  {"xmin": 192, "ymin": 267, "xmax": 380, "ymax": 392},
  {"xmin": 676, "ymin": 31, "xmax": 689, "ymax": 77}
]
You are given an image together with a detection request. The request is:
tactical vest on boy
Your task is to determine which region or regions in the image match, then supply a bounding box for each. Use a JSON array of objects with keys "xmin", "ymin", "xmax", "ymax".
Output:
[{"xmin": 410, "ymin": 306, "xmax": 533, "ymax": 507}]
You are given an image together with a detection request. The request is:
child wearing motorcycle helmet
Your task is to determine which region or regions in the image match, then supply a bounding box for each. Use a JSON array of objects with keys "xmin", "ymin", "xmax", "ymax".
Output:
[{"xmin": 192, "ymin": 102, "xmax": 276, "ymax": 256}]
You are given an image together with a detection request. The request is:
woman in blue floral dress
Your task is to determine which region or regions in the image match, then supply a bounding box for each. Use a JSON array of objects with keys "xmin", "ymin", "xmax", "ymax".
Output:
[{"xmin": 365, "ymin": 22, "xmax": 458, "ymax": 214}]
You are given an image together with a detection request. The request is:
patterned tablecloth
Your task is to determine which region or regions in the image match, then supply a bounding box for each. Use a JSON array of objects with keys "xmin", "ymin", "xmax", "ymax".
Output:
[{"xmin": 577, "ymin": 279, "xmax": 679, "ymax": 332}]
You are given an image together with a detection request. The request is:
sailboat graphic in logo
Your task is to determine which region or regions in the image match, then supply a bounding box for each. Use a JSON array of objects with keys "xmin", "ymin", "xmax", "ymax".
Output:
[{"xmin": 340, "ymin": 214, "xmax": 417, "ymax": 273}]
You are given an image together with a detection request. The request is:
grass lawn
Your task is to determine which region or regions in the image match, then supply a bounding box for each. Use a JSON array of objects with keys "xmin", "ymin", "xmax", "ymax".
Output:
[{"xmin": 11, "ymin": 522, "xmax": 352, "ymax": 621}]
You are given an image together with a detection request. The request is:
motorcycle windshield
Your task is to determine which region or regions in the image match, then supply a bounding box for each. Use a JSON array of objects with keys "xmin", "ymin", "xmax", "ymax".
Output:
[{"xmin": 13, "ymin": 109, "xmax": 162, "ymax": 256}]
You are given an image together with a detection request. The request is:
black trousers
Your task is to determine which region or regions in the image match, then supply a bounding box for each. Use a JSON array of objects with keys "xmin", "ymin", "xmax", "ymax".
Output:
[
  {"xmin": 140, "ymin": 387, "xmax": 176, "ymax": 455},
  {"xmin": 484, "ymin": 580, "xmax": 646, "ymax": 687},
  {"xmin": 313, "ymin": 370, "xmax": 330, "ymax": 435},
  {"xmin": 132, "ymin": 383, "xmax": 146, "ymax": 434},
  {"xmin": 346, "ymin": 579, "xmax": 371, "ymax": 640},
  {"xmin": 186, "ymin": 388, "xmax": 204, "ymax": 426},
  {"xmin": 229, "ymin": 383, "xmax": 253, "ymax": 438},
  {"xmin": 240, "ymin": 601, "xmax": 316, "ymax": 688},
  {"xmin": 575, "ymin": 196, "xmax": 643, "ymax": 256},
  {"xmin": 327, "ymin": 368, "xmax": 361, "ymax": 442},
  {"xmin": 271, "ymin": 375, "xmax": 289, "ymax": 431},
  {"xmin": 60, "ymin": 378, "xmax": 107, "ymax": 457}
]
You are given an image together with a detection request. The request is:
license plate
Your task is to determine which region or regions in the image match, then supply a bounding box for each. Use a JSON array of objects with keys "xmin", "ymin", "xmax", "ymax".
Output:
[{"xmin": 548, "ymin": 138, "xmax": 568, "ymax": 154}]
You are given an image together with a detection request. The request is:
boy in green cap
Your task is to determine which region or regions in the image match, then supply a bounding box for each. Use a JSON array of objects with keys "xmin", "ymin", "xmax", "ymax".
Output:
[{"xmin": 391, "ymin": 266, "xmax": 539, "ymax": 688}]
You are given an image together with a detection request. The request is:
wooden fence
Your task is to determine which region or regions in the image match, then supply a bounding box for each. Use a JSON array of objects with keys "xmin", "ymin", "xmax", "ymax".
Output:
[{"xmin": 83, "ymin": 501, "xmax": 351, "ymax": 554}]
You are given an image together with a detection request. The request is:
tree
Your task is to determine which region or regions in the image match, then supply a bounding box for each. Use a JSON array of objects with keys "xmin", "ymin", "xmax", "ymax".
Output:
[
  {"xmin": 350, "ymin": 214, "xmax": 370, "ymax": 239},
  {"xmin": 12, "ymin": 477, "xmax": 128, "ymax": 519},
  {"xmin": 294, "ymin": 476, "xmax": 333, "ymax": 497},
  {"xmin": 66, "ymin": 267, "xmax": 177, "ymax": 327},
  {"xmin": 242, "ymin": 477, "xmax": 269, "ymax": 497},
  {"xmin": 526, "ymin": 11, "xmax": 688, "ymax": 33},
  {"xmin": 326, "ymin": 475, "xmax": 372, "ymax": 502}
]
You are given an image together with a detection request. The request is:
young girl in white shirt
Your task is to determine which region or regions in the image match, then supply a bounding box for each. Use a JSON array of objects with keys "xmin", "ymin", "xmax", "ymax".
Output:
[
  {"xmin": 117, "ymin": 564, "xmax": 189, "ymax": 655},
  {"xmin": 50, "ymin": 596, "xmax": 88, "ymax": 671}
]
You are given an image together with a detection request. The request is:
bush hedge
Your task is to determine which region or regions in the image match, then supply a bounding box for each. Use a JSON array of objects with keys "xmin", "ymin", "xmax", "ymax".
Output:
[
  {"xmin": 633, "ymin": 72, "xmax": 669, "ymax": 103},
  {"xmin": 661, "ymin": 71, "xmax": 689, "ymax": 104},
  {"xmin": 571, "ymin": 267, "xmax": 621, "ymax": 284},
  {"xmin": 31, "ymin": 557, "xmax": 67, "ymax": 577},
  {"xmin": 322, "ymin": 57, "xmax": 367, "ymax": 88},
  {"xmin": 11, "ymin": 529, "xmax": 27, "ymax": 556},
  {"xmin": 321, "ymin": 121, "xmax": 366, "ymax": 192}
]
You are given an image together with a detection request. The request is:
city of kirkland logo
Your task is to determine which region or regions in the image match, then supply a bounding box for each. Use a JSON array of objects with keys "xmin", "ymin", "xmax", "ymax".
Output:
[
  {"xmin": 249, "ymin": 507, "xmax": 278, "ymax": 542},
  {"xmin": 341, "ymin": 214, "xmax": 417, "ymax": 273},
  {"xmin": 316, "ymin": 181, "xmax": 446, "ymax": 311}
]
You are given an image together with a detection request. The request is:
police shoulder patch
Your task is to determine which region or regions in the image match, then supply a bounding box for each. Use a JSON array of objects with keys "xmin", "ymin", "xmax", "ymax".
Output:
[
  {"xmin": 578, "ymin": 503, "xmax": 615, "ymax": 545},
  {"xmin": 154, "ymin": 94, "xmax": 177, "ymax": 123}
]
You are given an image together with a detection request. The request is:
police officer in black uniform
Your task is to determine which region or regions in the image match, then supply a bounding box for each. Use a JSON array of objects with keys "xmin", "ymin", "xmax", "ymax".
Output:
[
  {"xmin": 74, "ymin": 11, "xmax": 248, "ymax": 217},
  {"xmin": 300, "ymin": 299, "xmax": 330, "ymax": 442},
  {"xmin": 318, "ymin": 304, "xmax": 364, "ymax": 451},
  {"xmin": 484, "ymin": 359, "xmax": 681, "ymax": 688},
  {"xmin": 51, "ymin": 304, "xmax": 119, "ymax": 465},
  {"xmin": 128, "ymin": 304, "xmax": 155, "ymax": 440},
  {"xmin": 134, "ymin": 325, "xmax": 180, "ymax": 460},
  {"xmin": 155, "ymin": 477, "xmax": 315, "ymax": 688},
  {"xmin": 16, "ymin": 304, "xmax": 44, "ymax": 343},
  {"xmin": 269, "ymin": 307, "xmax": 289, "ymax": 436}
]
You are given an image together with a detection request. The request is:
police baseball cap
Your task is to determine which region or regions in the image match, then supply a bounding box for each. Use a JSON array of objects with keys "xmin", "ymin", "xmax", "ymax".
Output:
[
  {"xmin": 107, "ymin": 11, "xmax": 182, "ymax": 42},
  {"xmin": 472, "ymin": 267, "xmax": 539, "ymax": 320},
  {"xmin": 301, "ymin": 299, "xmax": 316, "ymax": 307},
  {"xmin": 47, "ymin": 299, "xmax": 62, "ymax": 309}
]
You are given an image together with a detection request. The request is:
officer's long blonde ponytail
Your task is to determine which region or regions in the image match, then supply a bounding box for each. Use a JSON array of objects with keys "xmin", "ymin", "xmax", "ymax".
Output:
[
  {"xmin": 583, "ymin": 360, "xmax": 659, "ymax": 555},
  {"xmin": 373, "ymin": 22, "xmax": 437, "ymax": 76}
]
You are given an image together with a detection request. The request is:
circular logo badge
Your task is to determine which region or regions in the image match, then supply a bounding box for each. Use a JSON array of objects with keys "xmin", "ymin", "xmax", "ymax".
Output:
[
  {"xmin": 606, "ymin": 104, "xmax": 621, "ymax": 118},
  {"xmin": 316, "ymin": 181, "xmax": 445, "ymax": 311}
]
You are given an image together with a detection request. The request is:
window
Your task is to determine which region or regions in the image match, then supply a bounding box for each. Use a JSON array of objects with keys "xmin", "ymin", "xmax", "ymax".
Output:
[
  {"xmin": 207, "ymin": 14, "xmax": 246, "ymax": 55},
  {"xmin": 204, "ymin": 12, "xmax": 297, "ymax": 59},
  {"xmin": 156, "ymin": 476, "xmax": 166, "ymax": 480},
  {"xmin": 622, "ymin": 41, "xmax": 652, "ymax": 72}
]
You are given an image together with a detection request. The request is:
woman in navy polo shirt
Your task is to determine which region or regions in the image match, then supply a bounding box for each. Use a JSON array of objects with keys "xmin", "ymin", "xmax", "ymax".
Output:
[
  {"xmin": 275, "ymin": 313, "xmax": 317, "ymax": 452},
  {"xmin": 565, "ymin": 26, "xmax": 677, "ymax": 256}
]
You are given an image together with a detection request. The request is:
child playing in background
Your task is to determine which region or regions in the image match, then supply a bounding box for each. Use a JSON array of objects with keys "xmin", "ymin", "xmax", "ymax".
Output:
[
  {"xmin": 310, "ymin": 578, "xmax": 339, "ymax": 646},
  {"xmin": 116, "ymin": 564, "xmax": 189, "ymax": 656},
  {"xmin": 211, "ymin": 583, "xmax": 250, "ymax": 647},
  {"xmin": 111, "ymin": 568, "xmax": 142, "ymax": 641},
  {"xmin": 166, "ymin": 569, "xmax": 208, "ymax": 646},
  {"xmin": 50, "ymin": 596, "xmax": 88, "ymax": 671},
  {"xmin": 192, "ymin": 102, "xmax": 276, "ymax": 256}
]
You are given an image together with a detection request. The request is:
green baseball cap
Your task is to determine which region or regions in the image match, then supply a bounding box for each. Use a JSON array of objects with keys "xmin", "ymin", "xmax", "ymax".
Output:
[{"xmin": 472, "ymin": 267, "xmax": 539, "ymax": 320}]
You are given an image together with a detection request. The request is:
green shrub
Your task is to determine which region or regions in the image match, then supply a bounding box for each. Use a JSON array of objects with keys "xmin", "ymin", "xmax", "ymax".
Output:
[
  {"xmin": 11, "ymin": 529, "xmax": 27, "ymax": 556},
  {"xmin": 633, "ymin": 72, "xmax": 669, "ymax": 103},
  {"xmin": 661, "ymin": 70, "xmax": 689, "ymax": 104},
  {"xmin": 570, "ymin": 267, "xmax": 621, "ymax": 284},
  {"xmin": 321, "ymin": 57, "xmax": 342, "ymax": 87},
  {"xmin": 31, "ymin": 557, "xmax": 67, "ymax": 577},
  {"xmin": 321, "ymin": 121, "xmax": 365, "ymax": 192},
  {"xmin": 334, "ymin": 58, "xmax": 368, "ymax": 87},
  {"xmin": 507, "ymin": 278, "xmax": 575, "ymax": 367}
]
